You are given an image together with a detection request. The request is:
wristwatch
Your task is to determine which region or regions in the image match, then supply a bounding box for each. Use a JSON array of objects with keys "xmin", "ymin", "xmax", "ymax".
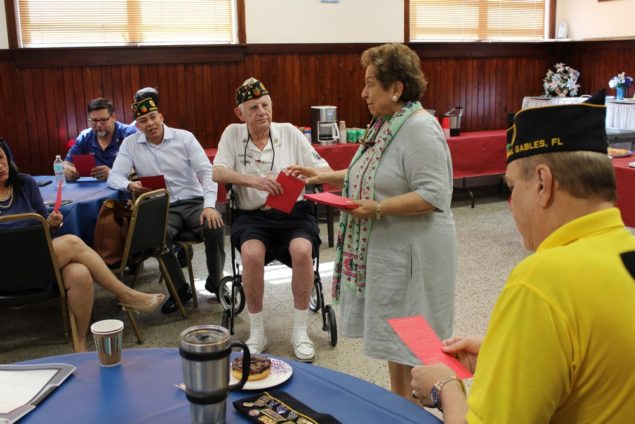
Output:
[{"xmin": 429, "ymin": 376, "xmax": 466, "ymax": 412}]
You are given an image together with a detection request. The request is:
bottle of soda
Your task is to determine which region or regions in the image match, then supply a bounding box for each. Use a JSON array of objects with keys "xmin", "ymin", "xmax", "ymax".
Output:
[{"xmin": 53, "ymin": 155, "xmax": 65, "ymax": 187}]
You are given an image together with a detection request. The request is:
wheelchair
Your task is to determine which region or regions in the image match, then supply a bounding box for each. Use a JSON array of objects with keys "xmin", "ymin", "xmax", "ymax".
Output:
[{"xmin": 218, "ymin": 184, "xmax": 337, "ymax": 348}]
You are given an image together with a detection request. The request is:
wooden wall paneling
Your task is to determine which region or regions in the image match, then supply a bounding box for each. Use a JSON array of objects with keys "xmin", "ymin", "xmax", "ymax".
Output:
[
  {"xmin": 3, "ymin": 41, "xmax": 634, "ymax": 175},
  {"xmin": 100, "ymin": 66, "xmax": 114, "ymax": 102},
  {"xmin": 0, "ymin": 62, "xmax": 27, "ymax": 162},
  {"xmin": 193, "ymin": 64, "xmax": 207, "ymax": 140},
  {"xmin": 420, "ymin": 58, "xmax": 439, "ymax": 113},
  {"xmin": 465, "ymin": 59, "xmax": 476, "ymax": 131},
  {"xmin": 173, "ymin": 63, "xmax": 187, "ymax": 131},
  {"xmin": 156, "ymin": 64, "xmax": 171, "ymax": 122},
  {"xmin": 220, "ymin": 60, "xmax": 236, "ymax": 133},
  {"xmin": 71, "ymin": 68, "xmax": 87, "ymax": 139},
  {"xmin": 292, "ymin": 54, "xmax": 303, "ymax": 127},
  {"xmin": 307, "ymin": 52, "xmax": 320, "ymax": 126},
  {"xmin": 183, "ymin": 64, "xmax": 197, "ymax": 135},
  {"xmin": 51, "ymin": 69, "xmax": 70, "ymax": 155},
  {"xmin": 40, "ymin": 69, "xmax": 59, "ymax": 166},
  {"xmin": 111, "ymin": 65, "xmax": 124, "ymax": 120},
  {"xmin": 62, "ymin": 68, "xmax": 78, "ymax": 141},
  {"xmin": 127, "ymin": 65, "xmax": 141, "ymax": 123},
  {"xmin": 0, "ymin": 64, "xmax": 8, "ymax": 141},
  {"xmin": 202, "ymin": 63, "xmax": 214, "ymax": 144},
  {"xmin": 0, "ymin": 63, "xmax": 14, "ymax": 142},
  {"xmin": 20, "ymin": 68, "xmax": 41, "ymax": 171}
]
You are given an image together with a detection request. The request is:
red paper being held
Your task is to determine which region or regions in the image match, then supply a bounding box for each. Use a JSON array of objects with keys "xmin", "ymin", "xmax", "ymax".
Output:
[
  {"xmin": 264, "ymin": 172, "xmax": 305, "ymax": 214},
  {"xmin": 388, "ymin": 315, "xmax": 473, "ymax": 379},
  {"xmin": 304, "ymin": 192, "xmax": 356, "ymax": 210},
  {"xmin": 72, "ymin": 154, "xmax": 96, "ymax": 177},
  {"xmin": 139, "ymin": 175, "xmax": 166, "ymax": 191}
]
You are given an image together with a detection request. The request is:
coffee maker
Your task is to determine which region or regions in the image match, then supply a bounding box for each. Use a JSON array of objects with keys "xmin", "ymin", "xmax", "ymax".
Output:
[{"xmin": 311, "ymin": 106, "xmax": 339, "ymax": 144}]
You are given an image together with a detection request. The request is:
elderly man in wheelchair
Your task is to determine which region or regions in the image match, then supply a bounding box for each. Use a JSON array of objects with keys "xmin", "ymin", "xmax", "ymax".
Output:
[{"xmin": 213, "ymin": 78, "xmax": 332, "ymax": 362}]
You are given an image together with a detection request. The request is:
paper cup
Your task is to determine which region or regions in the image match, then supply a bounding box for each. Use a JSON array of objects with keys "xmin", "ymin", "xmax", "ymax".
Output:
[{"xmin": 91, "ymin": 319, "xmax": 124, "ymax": 367}]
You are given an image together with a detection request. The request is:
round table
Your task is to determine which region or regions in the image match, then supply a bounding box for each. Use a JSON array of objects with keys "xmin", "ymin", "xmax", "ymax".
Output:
[{"xmin": 19, "ymin": 348, "xmax": 441, "ymax": 423}]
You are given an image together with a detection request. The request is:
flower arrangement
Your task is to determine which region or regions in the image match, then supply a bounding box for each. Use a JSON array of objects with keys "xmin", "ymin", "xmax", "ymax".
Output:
[
  {"xmin": 608, "ymin": 72, "xmax": 633, "ymax": 89},
  {"xmin": 543, "ymin": 63, "xmax": 580, "ymax": 97}
]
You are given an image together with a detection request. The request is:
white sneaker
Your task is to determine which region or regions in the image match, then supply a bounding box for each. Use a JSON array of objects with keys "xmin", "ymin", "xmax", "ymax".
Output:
[
  {"xmin": 292, "ymin": 332, "xmax": 315, "ymax": 362},
  {"xmin": 246, "ymin": 333, "xmax": 267, "ymax": 354}
]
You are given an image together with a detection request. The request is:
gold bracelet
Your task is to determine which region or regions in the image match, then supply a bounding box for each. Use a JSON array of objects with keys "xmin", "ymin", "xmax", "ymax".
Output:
[{"xmin": 375, "ymin": 201, "xmax": 382, "ymax": 220}]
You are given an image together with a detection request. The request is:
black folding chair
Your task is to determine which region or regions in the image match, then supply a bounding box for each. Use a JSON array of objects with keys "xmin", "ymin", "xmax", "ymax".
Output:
[
  {"xmin": 109, "ymin": 189, "xmax": 189, "ymax": 342},
  {"xmin": 0, "ymin": 213, "xmax": 80, "ymax": 352}
]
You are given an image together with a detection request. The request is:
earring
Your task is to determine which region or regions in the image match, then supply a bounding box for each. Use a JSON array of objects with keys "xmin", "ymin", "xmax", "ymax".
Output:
[{"xmin": 391, "ymin": 95, "xmax": 398, "ymax": 103}]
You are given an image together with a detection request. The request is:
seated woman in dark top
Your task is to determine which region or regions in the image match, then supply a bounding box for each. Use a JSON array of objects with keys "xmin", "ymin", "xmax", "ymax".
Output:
[{"xmin": 0, "ymin": 139, "xmax": 164, "ymax": 352}]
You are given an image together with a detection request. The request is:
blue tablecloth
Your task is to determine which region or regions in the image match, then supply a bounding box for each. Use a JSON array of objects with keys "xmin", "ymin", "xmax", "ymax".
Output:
[
  {"xmin": 35, "ymin": 176, "xmax": 126, "ymax": 246},
  {"xmin": 19, "ymin": 348, "xmax": 441, "ymax": 423}
]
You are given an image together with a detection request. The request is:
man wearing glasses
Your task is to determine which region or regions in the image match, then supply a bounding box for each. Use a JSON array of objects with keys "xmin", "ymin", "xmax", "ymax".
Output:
[{"xmin": 64, "ymin": 98, "xmax": 137, "ymax": 181}]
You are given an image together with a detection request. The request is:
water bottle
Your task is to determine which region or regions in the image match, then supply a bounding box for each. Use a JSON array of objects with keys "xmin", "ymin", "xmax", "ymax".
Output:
[{"xmin": 53, "ymin": 155, "xmax": 65, "ymax": 187}]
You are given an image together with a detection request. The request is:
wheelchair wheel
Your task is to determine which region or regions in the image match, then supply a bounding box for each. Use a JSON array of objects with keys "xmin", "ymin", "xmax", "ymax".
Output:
[
  {"xmin": 217, "ymin": 275, "xmax": 245, "ymax": 315},
  {"xmin": 324, "ymin": 305, "xmax": 337, "ymax": 347},
  {"xmin": 309, "ymin": 286, "xmax": 321, "ymax": 312}
]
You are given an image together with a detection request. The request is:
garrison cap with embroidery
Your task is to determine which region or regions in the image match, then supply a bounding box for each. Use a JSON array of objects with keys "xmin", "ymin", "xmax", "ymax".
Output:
[
  {"xmin": 506, "ymin": 89, "xmax": 608, "ymax": 164},
  {"xmin": 132, "ymin": 97, "xmax": 159, "ymax": 119},
  {"xmin": 236, "ymin": 79, "xmax": 269, "ymax": 105}
]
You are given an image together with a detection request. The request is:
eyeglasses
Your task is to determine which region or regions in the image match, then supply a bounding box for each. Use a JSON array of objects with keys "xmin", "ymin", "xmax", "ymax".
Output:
[{"xmin": 88, "ymin": 114, "xmax": 112, "ymax": 126}]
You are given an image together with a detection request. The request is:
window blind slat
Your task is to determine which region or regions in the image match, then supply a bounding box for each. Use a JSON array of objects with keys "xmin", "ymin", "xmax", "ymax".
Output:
[
  {"xmin": 410, "ymin": 0, "xmax": 546, "ymax": 41},
  {"xmin": 17, "ymin": 0, "xmax": 236, "ymax": 47}
]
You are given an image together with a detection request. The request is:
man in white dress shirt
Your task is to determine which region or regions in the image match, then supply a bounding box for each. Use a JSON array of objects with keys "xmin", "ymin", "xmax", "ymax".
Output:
[{"xmin": 109, "ymin": 89, "xmax": 225, "ymax": 314}]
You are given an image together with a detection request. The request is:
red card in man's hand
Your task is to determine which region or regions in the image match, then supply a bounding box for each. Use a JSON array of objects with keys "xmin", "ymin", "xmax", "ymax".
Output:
[
  {"xmin": 388, "ymin": 315, "xmax": 473, "ymax": 379},
  {"xmin": 73, "ymin": 154, "xmax": 96, "ymax": 177},
  {"xmin": 139, "ymin": 175, "xmax": 166, "ymax": 190},
  {"xmin": 304, "ymin": 192, "xmax": 357, "ymax": 210},
  {"xmin": 265, "ymin": 172, "xmax": 305, "ymax": 214},
  {"xmin": 53, "ymin": 180, "xmax": 63, "ymax": 213}
]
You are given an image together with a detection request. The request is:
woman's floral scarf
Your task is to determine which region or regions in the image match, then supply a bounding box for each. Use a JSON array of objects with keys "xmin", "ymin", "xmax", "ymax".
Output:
[{"xmin": 332, "ymin": 100, "xmax": 422, "ymax": 300}]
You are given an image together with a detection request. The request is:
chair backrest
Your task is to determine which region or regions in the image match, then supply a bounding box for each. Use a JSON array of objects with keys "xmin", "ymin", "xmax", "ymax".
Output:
[
  {"xmin": 0, "ymin": 213, "xmax": 63, "ymax": 293},
  {"xmin": 120, "ymin": 189, "xmax": 170, "ymax": 266}
]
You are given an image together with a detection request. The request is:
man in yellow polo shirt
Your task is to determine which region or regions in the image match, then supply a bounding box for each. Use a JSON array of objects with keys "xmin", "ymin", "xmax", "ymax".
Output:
[{"xmin": 410, "ymin": 90, "xmax": 635, "ymax": 423}]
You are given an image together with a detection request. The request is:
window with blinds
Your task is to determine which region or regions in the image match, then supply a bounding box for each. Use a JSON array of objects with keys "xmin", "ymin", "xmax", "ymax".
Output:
[
  {"xmin": 15, "ymin": 0, "xmax": 237, "ymax": 47},
  {"xmin": 409, "ymin": 0, "xmax": 546, "ymax": 41}
]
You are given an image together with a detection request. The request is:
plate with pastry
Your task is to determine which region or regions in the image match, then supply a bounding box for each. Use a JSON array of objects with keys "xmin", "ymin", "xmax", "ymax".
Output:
[
  {"xmin": 608, "ymin": 147, "xmax": 633, "ymax": 158},
  {"xmin": 230, "ymin": 355, "xmax": 293, "ymax": 390}
]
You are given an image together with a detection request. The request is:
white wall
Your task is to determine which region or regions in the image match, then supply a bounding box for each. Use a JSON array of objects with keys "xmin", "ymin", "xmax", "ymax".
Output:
[
  {"xmin": 0, "ymin": 1, "xmax": 8, "ymax": 49},
  {"xmin": 556, "ymin": 0, "xmax": 635, "ymax": 40},
  {"xmin": 1, "ymin": 0, "xmax": 634, "ymax": 50},
  {"xmin": 245, "ymin": 0, "xmax": 402, "ymax": 43}
]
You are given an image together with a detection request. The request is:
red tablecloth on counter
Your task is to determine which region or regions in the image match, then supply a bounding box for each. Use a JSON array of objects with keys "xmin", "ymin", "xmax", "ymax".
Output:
[
  {"xmin": 447, "ymin": 130, "xmax": 507, "ymax": 179},
  {"xmin": 612, "ymin": 156, "xmax": 635, "ymax": 227},
  {"xmin": 206, "ymin": 132, "xmax": 508, "ymax": 202}
]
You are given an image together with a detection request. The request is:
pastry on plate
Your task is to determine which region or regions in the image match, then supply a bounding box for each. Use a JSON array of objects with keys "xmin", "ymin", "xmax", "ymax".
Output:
[{"xmin": 232, "ymin": 355, "xmax": 272, "ymax": 381}]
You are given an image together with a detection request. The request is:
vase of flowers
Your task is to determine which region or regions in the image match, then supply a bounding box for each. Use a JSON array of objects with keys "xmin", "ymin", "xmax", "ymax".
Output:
[
  {"xmin": 608, "ymin": 72, "xmax": 633, "ymax": 100},
  {"xmin": 543, "ymin": 63, "xmax": 580, "ymax": 97}
]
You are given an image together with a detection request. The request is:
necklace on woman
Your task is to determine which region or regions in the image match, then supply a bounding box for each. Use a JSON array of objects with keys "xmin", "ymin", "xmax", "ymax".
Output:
[{"xmin": 0, "ymin": 185, "xmax": 14, "ymax": 211}]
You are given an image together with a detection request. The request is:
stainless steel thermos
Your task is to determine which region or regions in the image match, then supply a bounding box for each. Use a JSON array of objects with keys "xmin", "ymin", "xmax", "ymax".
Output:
[{"xmin": 179, "ymin": 325, "xmax": 250, "ymax": 424}]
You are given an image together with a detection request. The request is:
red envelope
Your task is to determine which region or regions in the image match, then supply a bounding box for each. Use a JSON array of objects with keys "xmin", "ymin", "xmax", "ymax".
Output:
[
  {"xmin": 388, "ymin": 315, "xmax": 473, "ymax": 379},
  {"xmin": 53, "ymin": 180, "xmax": 63, "ymax": 213},
  {"xmin": 73, "ymin": 154, "xmax": 96, "ymax": 177},
  {"xmin": 139, "ymin": 175, "xmax": 166, "ymax": 190},
  {"xmin": 265, "ymin": 172, "xmax": 305, "ymax": 214},
  {"xmin": 304, "ymin": 192, "xmax": 357, "ymax": 210}
]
